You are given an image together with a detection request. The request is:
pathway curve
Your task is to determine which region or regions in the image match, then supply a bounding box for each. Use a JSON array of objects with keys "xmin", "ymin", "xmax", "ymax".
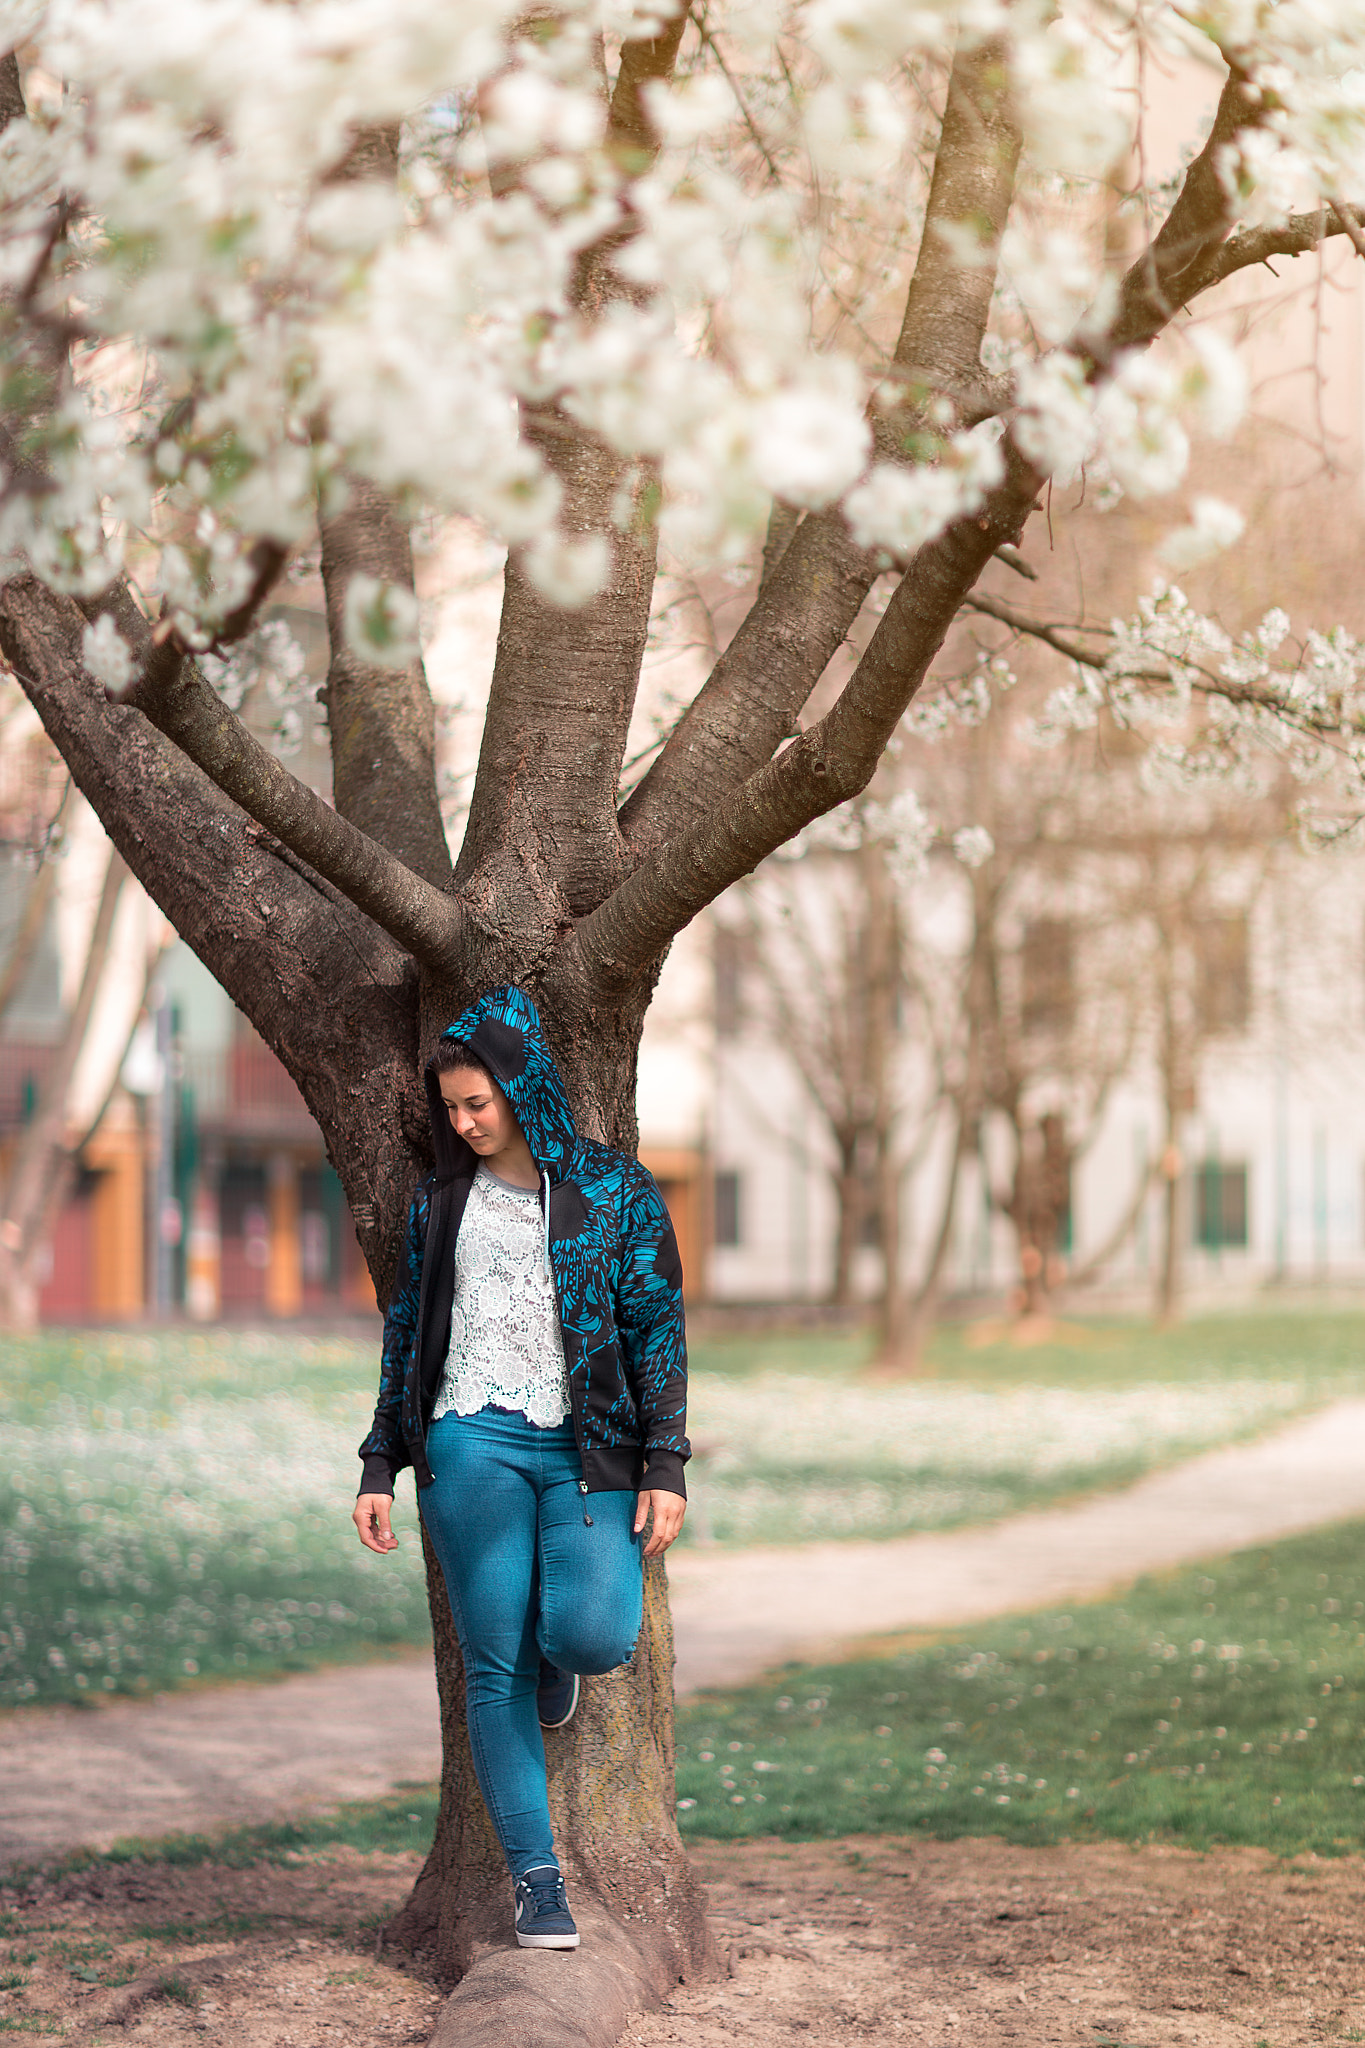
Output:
[{"xmin": 8, "ymin": 1397, "xmax": 1365, "ymax": 1869}]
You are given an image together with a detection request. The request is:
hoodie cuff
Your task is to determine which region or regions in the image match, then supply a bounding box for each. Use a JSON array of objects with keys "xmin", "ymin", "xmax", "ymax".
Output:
[
  {"xmin": 641, "ymin": 1448, "xmax": 687, "ymax": 1500},
  {"xmin": 359, "ymin": 1453, "xmax": 398, "ymax": 1497}
]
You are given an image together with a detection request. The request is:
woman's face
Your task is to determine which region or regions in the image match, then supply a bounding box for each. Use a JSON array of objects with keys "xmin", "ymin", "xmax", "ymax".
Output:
[{"xmin": 438, "ymin": 1066, "xmax": 521, "ymax": 1162}]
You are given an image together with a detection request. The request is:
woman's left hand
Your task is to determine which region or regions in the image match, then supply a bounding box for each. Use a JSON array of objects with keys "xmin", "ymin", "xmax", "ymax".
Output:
[{"xmin": 634, "ymin": 1488, "xmax": 686, "ymax": 1558}]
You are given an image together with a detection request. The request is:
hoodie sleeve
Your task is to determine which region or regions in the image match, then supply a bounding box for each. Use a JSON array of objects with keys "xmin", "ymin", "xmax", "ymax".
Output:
[
  {"xmin": 357, "ymin": 1181, "xmax": 428, "ymax": 1496},
  {"xmin": 614, "ymin": 1170, "xmax": 691, "ymax": 1498}
]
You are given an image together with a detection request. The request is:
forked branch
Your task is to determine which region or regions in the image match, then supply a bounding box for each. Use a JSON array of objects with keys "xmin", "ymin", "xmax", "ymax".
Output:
[
  {"xmin": 120, "ymin": 637, "xmax": 465, "ymax": 970},
  {"xmin": 571, "ymin": 453, "xmax": 1040, "ymax": 991}
]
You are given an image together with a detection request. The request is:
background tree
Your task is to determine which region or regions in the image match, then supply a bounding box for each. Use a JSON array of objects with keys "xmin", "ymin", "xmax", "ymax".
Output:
[
  {"xmin": 5, "ymin": 1, "xmax": 1365, "ymax": 2039},
  {"xmin": 0, "ymin": 695, "xmax": 161, "ymax": 1328}
]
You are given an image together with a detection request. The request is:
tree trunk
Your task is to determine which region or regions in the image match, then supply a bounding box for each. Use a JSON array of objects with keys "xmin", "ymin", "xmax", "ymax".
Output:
[
  {"xmin": 874, "ymin": 1097, "xmax": 968, "ymax": 1376},
  {"xmin": 829, "ymin": 1134, "xmax": 861, "ymax": 1307},
  {"xmin": 383, "ymin": 975, "xmax": 714, "ymax": 2000},
  {"xmin": 387, "ymin": 1527, "xmax": 711, "ymax": 2005},
  {"xmin": 1154, "ymin": 927, "xmax": 1188, "ymax": 1328}
]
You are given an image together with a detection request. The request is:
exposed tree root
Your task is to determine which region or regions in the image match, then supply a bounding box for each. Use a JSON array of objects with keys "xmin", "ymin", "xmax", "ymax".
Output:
[{"xmin": 426, "ymin": 1898, "xmax": 699, "ymax": 2048}]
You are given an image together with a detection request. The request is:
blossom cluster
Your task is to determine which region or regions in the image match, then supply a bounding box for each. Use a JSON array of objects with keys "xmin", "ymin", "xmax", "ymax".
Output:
[{"xmin": 0, "ymin": 0, "xmax": 1355, "ymax": 670}]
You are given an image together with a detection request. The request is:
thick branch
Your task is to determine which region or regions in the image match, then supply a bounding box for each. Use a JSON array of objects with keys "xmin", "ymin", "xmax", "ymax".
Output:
[
  {"xmin": 115, "ymin": 622, "xmax": 464, "ymax": 970},
  {"xmin": 458, "ymin": 18, "xmax": 695, "ymax": 916},
  {"xmin": 620, "ymin": 33, "xmax": 1022, "ymax": 854},
  {"xmin": 318, "ymin": 477, "xmax": 452, "ymax": 891},
  {"xmin": 0, "ymin": 52, "xmax": 24, "ymax": 135},
  {"xmin": 1175, "ymin": 202, "xmax": 1365, "ymax": 304},
  {"xmin": 0, "ymin": 574, "xmax": 420, "ymax": 1278},
  {"xmin": 317, "ymin": 129, "xmax": 453, "ymax": 891},
  {"xmin": 571, "ymin": 455, "xmax": 1039, "ymax": 991},
  {"xmin": 1110, "ymin": 67, "xmax": 1266, "ymax": 352},
  {"xmin": 893, "ymin": 34, "xmax": 1021, "ymax": 401},
  {"xmin": 606, "ymin": 7, "xmax": 693, "ymax": 163}
]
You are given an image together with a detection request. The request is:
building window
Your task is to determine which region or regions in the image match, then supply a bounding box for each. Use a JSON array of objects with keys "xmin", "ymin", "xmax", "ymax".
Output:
[
  {"xmin": 1194, "ymin": 915, "xmax": 1250, "ymax": 1036},
  {"xmin": 1021, "ymin": 918, "xmax": 1074, "ymax": 1035},
  {"xmin": 1195, "ymin": 1161, "xmax": 1248, "ymax": 1249},
  {"xmin": 714, "ymin": 928, "xmax": 747, "ymax": 1039},
  {"xmin": 713, "ymin": 1170, "xmax": 741, "ymax": 1248}
]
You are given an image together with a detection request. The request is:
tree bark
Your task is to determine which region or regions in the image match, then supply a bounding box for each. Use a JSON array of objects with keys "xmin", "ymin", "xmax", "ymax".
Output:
[
  {"xmin": 387, "ymin": 1525, "xmax": 712, "ymax": 1999},
  {"xmin": 319, "ymin": 474, "xmax": 454, "ymax": 891}
]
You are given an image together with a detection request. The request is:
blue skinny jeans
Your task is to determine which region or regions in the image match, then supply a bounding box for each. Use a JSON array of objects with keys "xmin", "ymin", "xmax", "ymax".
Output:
[{"xmin": 420, "ymin": 1404, "xmax": 643, "ymax": 1879}]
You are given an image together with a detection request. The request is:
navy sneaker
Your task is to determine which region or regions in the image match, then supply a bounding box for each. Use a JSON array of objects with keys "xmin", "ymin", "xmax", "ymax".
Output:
[
  {"xmin": 537, "ymin": 1659, "xmax": 580, "ymax": 1730},
  {"xmin": 513, "ymin": 1865, "xmax": 580, "ymax": 1949}
]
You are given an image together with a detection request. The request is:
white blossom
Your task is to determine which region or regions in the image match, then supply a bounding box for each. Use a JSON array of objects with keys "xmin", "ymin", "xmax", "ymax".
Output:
[
  {"xmin": 1182, "ymin": 328, "xmax": 1249, "ymax": 440},
  {"xmin": 749, "ymin": 384, "xmax": 871, "ymax": 509},
  {"xmin": 844, "ymin": 430, "xmax": 1003, "ymax": 559},
  {"xmin": 0, "ymin": 0, "xmax": 1352, "ymax": 651},
  {"xmin": 80, "ymin": 615, "xmax": 135, "ymax": 692},
  {"xmin": 343, "ymin": 575, "xmax": 421, "ymax": 669},
  {"xmin": 1096, "ymin": 354, "xmax": 1190, "ymax": 500},
  {"xmin": 952, "ymin": 824, "xmax": 995, "ymax": 868},
  {"xmin": 1159, "ymin": 495, "xmax": 1246, "ymax": 570},
  {"xmin": 1011, "ymin": 16, "xmax": 1133, "ymax": 177},
  {"xmin": 523, "ymin": 530, "xmax": 611, "ymax": 607},
  {"xmin": 1013, "ymin": 353, "xmax": 1097, "ymax": 482},
  {"xmin": 864, "ymin": 787, "xmax": 936, "ymax": 881}
]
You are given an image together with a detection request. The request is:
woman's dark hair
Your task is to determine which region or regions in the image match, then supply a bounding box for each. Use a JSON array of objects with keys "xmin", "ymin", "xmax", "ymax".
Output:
[{"xmin": 431, "ymin": 1038, "xmax": 496, "ymax": 1086}]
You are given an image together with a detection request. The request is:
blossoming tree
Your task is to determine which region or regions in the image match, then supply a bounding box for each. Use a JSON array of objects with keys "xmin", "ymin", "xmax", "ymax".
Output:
[{"xmin": 5, "ymin": 0, "xmax": 1365, "ymax": 2030}]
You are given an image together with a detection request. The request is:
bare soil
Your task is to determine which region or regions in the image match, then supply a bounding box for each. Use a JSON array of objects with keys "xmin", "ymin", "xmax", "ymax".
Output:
[{"xmin": 5, "ymin": 1832, "xmax": 1363, "ymax": 2046}]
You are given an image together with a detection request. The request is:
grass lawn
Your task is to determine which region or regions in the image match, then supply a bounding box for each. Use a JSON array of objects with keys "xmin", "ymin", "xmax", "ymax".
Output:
[
  {"xmin": 0, "ymin": 1329, "xmax": 432, "ymax": 1708},
  {"xmin": 685, "ymin": 1308, "xmax": 1365, "ymax": 1544},
  {"xmin": 5, "ymin": 1310, "xmax": 1365, "ymax": 1706},
  {"xmin": 675, "ymin": 1513, "xmax": 1365, "ymax": 1858},
  {"xmin": 21, "ymin": 1511, "xmax": 1365, "ymax": 1881}
]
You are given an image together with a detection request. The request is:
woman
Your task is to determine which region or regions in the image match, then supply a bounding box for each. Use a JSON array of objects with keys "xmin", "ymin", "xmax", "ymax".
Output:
[{"xmin": 353, "ymin": 985, "xmax": 689, "ymax": 1952}]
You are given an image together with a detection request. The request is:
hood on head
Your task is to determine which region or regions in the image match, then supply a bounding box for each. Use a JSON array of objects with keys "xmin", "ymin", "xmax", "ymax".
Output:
[{"xmin": 425, "ymin": 984, "xmax": 577, "ymax": 1182}]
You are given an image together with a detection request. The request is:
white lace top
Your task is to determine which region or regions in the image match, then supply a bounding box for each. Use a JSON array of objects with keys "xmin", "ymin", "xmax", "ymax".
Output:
[{"xmin": 431, "ymin": 1164, "xmax": 571, "ymax": 1429}]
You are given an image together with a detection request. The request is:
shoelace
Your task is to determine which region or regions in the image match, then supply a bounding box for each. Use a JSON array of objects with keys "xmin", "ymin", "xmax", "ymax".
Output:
[{"xmin": 519, "ymin": 1870, "xmax": 565, "ymax": 1914}]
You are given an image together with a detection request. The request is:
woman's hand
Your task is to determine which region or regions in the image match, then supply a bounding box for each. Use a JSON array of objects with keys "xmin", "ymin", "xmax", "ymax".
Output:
[
  {"xmin": 354, "ymin": 1492, "xmax": 400, "ymax": 1554},
  {"xmin": 634, "ymin": 1489, "xmax": 686, "ymax": 1559}
]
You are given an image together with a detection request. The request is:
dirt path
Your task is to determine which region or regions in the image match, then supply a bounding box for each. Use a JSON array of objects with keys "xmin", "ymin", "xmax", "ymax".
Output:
[
  {"xmin": 667, "ymin": 1393, "xmax": 1365, "ymax": 1689},
  {"xmin": 5, "ymin": 1831, "xmax": 1363, "ymax": 2047},
  {"xmin": 9, "ymin": 1397, "xmax": 1365, "ymax": 1871}
]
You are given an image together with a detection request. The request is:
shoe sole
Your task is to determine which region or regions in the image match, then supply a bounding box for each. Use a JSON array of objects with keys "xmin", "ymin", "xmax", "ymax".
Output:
[
  {"xmin": 515, "ymin": 1929, "xmax": 581, "ymax": 1949},
  {"xmin": 537, "ymin": 1673, "xmax": 580, "ymax": 1730}
]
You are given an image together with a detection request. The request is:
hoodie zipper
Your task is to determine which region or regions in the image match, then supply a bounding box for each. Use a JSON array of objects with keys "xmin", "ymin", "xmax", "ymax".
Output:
[{"xmin": 541, "ymin": 1175, "xmax": 594, "ymax": 1525}]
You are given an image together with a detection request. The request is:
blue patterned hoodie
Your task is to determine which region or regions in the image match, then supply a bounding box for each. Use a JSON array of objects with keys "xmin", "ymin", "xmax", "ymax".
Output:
[{"xmin": 358, "ymin": 985, "xmax": 690, "ymax": 1499}]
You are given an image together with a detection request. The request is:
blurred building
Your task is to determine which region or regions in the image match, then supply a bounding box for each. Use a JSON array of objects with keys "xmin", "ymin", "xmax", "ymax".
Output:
[{"xmin": 700, "ymin": 862, "xmax": 1365, "ymax": 1314}]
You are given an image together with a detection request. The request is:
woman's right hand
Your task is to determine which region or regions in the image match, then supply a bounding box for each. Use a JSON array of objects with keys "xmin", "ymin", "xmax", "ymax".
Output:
[{"xmin": 353, "ymin": 1492, "xmax": 400, "ymax": 1554}]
